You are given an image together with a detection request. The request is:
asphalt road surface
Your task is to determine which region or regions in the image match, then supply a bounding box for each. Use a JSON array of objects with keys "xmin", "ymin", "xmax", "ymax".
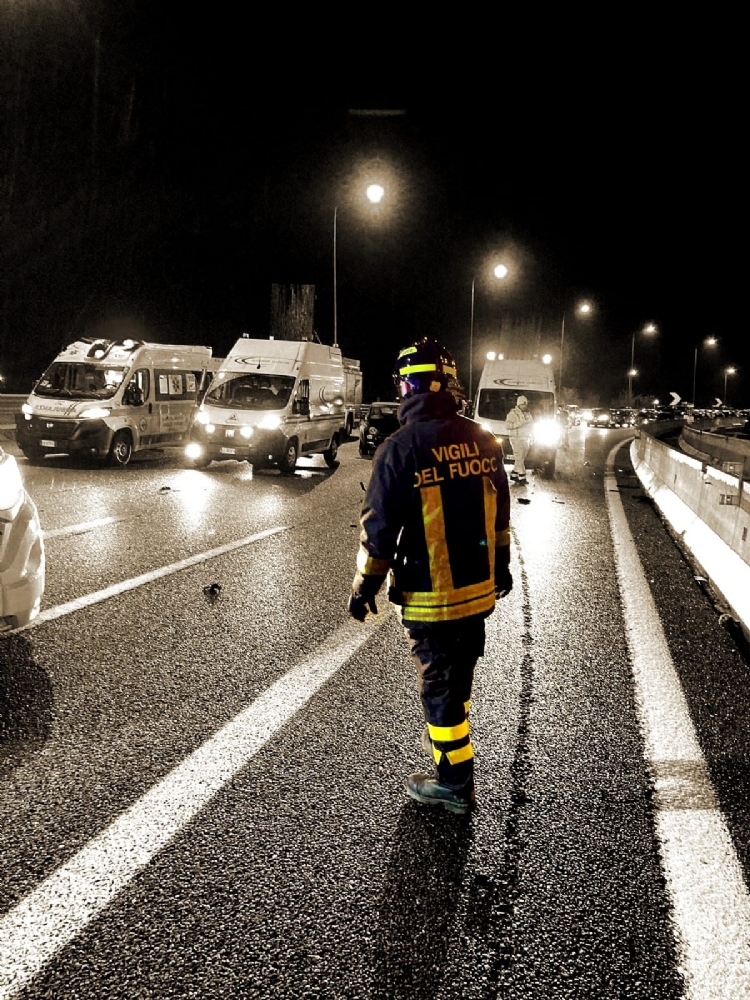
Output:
[{"xmin": 1, "ymin": 427, "xmax": 749, "ymax": 999}]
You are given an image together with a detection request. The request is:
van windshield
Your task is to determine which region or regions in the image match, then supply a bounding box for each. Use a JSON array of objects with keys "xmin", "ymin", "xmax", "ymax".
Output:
[
  {"xmin": 35, "ymin": 362, "xmax": 128, "ymax": 400},
  {"xmin": 205, "ymin": 373, "xmax": 295, "ymax": 410},
  {"xmin": 476, "ymin": 389, "xmax": 555, "ymax": 421}
]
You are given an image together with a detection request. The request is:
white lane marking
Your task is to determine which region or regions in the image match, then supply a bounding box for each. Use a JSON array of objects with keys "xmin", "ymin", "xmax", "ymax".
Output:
[
  {"xmin": 605, "ymin": 442, "xmax": 750, "ymax": 999},
  {"xmin": 43, "ymin": 516, "xmax": 130, "ymax": 539},
  {"xmin": 0, "ymin": 611, "xmax": 388, "ymax": 998},
  {"xmin": 11, "ymin": 527, "xmax": 288, "ymax": 633}
]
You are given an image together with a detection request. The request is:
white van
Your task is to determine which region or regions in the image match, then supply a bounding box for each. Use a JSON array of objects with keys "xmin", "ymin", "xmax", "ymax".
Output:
[
  {"xmin": 186, "ymin": 336, "xmax": 346, "ymax": 474},
  {"xmin": 342, "ymin": 357, "xmax": 363, "ymax": 437},
  {"xmin": 473, "ymin": 358, "xmax": 563, "ymax": 478},
  {"xmin": 15, "ymin": 338, "xmax": 213, "ymax": 466}
]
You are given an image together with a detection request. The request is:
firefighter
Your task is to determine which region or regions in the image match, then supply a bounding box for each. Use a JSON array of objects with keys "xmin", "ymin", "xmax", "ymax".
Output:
[{"xmin": 348, "ymin": 337, "xmax": 512, "ymax": 814}]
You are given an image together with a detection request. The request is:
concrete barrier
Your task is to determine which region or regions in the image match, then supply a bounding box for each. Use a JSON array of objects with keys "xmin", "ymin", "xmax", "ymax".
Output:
[{"xmin": 632, "ymin": 430, "xmax": 750, "ymax": 641}]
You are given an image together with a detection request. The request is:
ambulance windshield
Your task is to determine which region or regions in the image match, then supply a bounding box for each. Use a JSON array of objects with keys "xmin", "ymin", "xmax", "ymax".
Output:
[
  {"xmin": 205, "ymin": 373, "xmax": 295, "ymax": 410},
  {"xmin": 35, "ymin": 362, "xmax": 128, "ymax": 400},
  {"xmin": 476, "ymin": 389, "xmax": 554, "ymax": 421}
]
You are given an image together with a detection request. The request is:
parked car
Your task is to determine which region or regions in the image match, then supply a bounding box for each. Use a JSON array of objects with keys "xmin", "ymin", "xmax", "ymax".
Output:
[
  {"xmin": 358, "ymin": 402, "xmax": 400, "ymax": 458},
  {"xmin": 0, "ymin": 446, "xmax": 45, "ymax": 631}
]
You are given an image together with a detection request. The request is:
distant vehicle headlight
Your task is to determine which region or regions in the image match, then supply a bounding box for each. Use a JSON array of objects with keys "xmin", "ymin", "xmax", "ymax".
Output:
[
  {"xmin": 581, "ymin": 409, "xmax": 593, "ymax": 422},
  {"xmin": 81, "ymin": 407, "xmax": 110, "ymax": 420},
  {"xmin": 258, "ymin": 414, "xmax": 282, "ymax": 430},
  {"xmin": 534, "ymin": 419, "xmax": 562, "ymax": 446}
]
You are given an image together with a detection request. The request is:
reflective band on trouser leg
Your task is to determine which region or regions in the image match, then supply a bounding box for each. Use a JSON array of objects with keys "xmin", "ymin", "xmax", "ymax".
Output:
[{"xmin": 428, "ymin": 719, "xmax": 470, "ymax": 743}]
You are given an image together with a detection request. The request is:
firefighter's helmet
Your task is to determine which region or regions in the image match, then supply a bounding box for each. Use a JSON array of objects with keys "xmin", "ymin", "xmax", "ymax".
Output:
[{"xmin": 393, "ymin": 338, "xmax": 459, "ymax": 397}]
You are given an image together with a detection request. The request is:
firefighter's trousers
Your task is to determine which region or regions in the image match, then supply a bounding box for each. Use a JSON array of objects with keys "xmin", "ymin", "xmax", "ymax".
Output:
[{"xmin": 404, "ymin": 615, "xmax": 486, "ymax": 789}]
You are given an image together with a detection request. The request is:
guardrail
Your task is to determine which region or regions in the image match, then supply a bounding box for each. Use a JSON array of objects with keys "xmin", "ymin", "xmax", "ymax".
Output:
[{"xmin": 632, "ymin": 428, "xmax": 750, "ymax": 641}]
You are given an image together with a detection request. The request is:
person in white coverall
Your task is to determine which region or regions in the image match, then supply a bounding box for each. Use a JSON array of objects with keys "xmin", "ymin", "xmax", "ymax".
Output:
[{"xmin": 505, "ymin": 394, "xmax": 533, "ymax": 483}]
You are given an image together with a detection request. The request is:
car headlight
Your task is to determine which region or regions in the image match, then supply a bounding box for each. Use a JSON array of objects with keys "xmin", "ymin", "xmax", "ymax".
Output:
[
  {"xmin": 257, "ymin": 414, "xmax": 282, "ymax": 430},
  {"xmin": 81, "ymin": 407, "xmax": 110, "ymax": 420},
  {"xmin": 240, "ymin": 425, "xmax": 254, "ymax": 439},
  {"xmin": 534, "ymin": 419, "xmax": 562, "ymax": 447},
  {"xmin": 195, "ymin": 409, "xmax": 209, "ymax": 425},
  {"xmin": 21, "ymin": 403, "xmax": 33, "ymax": 415}
]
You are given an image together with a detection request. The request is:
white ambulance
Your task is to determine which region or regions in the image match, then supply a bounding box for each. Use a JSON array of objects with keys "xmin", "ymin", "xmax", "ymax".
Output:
[
  {"xmin": 186, "ymin": 336, "xmax": 347, "ymax": 474},
  {"xmin": 15, "ymin": 338, "xmax": 213, "ymax": 466},
  {"xmin": 473, "ymin": 358, "xmax": 563, "ymax": 478}
]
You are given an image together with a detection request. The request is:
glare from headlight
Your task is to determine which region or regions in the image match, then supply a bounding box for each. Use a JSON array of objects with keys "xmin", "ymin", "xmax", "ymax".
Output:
[
  {"xmin": 81, "ymin": 407, "xmax": 110, "ymax": 420},
  {"xmin": 258, "ymin": 414, "xmax": 282, "ymax": 430},
  {"xmin": 185, "ymin": 442, "xmax": 203, "ymax": 459},
  {"xmin": 22, "ymin": 403, "xmax": 33, "ymax": 415},
  {"xmin": 240, "ymin": 425, "xmax": 254, "ymax": 439},
  {"xmin": 0, "ymin": 453, "xmax": 24, "ymax": 513},
  {"xmin": 534, "ymin": 419, "xmax": 562, "ymax": 446}
]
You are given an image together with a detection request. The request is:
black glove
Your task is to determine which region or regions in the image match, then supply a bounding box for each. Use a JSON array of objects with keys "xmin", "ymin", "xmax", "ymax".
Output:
[
  {"xmin": 495, "ymin": 545, "xmax": 513, "ymax": 598},
  {"xmin": 348, "ymin": 573, "xmax": 384, "ymax": 621}
]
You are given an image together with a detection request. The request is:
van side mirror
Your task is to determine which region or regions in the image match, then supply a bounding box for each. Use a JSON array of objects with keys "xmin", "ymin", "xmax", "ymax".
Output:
[{"xmin": 292, "ymin": 397, "xmax": 310, "ymax": 416}]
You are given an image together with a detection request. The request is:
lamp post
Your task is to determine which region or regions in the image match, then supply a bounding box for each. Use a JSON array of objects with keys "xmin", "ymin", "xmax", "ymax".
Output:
[
  {"xmin": 333, "ymin": 183, "xmax": 385, "ymax": 348},
  {"xmin": 724, "ymin": 366, "xmax": 737, "ymax": 406},
  {"xmin": 692, "ymin": 336, "xmax": 718, "ymax": 406},
  {"xmin": 628, "ymin": 322, "xmax": 658, "ymax": 407},
  {"xmin": 559, "ymin": 299, "xmax": 593, "ymax": 401},
  {"xmin": 469, "ymin": 263, "xmax": 508, "ymax": 403}
]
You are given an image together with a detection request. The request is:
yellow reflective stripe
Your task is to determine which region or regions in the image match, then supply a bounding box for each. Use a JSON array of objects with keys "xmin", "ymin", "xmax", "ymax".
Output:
[
  {"xmin": 464, "ymin": 700, "xmax": 471, "ymax": 715},
  {"xmin": 401, "ymin": 578, "xmax": 495, "ymax": 607},
  {"xmin": 356, "ymin": 547, "xmax": 391, "ymax": 576},
  {"xmin": 399, "ymin": 363, "xmax": 438, "ymax": 374},
  {"xmin": 484, "ymin": 476, "xmax": 497, "ymax": 555},
  {"xmin": 447, "ymin": 743, "xmax": 474, "ymax": 765},
  {"xmin": 428, "ymin": 719, "xmax": 470, "ymax": 742},
  {"xmin": 497, "ymin": 527, "xmax": 511, "ymax": 548},
  {"xmin": 432, "ymin": 745, "xmax": 442, "ymax": 765},
  {"xmin": 421, "ymin": 485, "xmax": 453, "ymax": 596},
  {"xmin": 402, "ymin": 592, "xmax": 496, "ymax": 622}
]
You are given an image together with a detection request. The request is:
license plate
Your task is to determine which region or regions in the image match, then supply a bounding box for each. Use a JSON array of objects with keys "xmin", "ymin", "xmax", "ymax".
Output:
[
  {"xmin": 220, "ymin": 447, "xmax": 236, "ymax": 455},
  {"xmin": 40, "ymin": 439, "xmax": 55, "ymax": 448}
]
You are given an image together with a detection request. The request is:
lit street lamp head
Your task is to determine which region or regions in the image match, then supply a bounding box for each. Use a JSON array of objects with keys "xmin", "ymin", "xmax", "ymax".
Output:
[{"xmin": 366, "ymin": 184, "xmax": 384, "ymax": 204}]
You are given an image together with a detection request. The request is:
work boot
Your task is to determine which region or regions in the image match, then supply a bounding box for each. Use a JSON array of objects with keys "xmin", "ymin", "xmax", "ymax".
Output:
[
  {"xmin": 420, "ymin": 725, "xmax": 433, "ymax": 757},
  {"xmin": 405, "ymin": 773, "xmax": 476, "ymax": 815}
]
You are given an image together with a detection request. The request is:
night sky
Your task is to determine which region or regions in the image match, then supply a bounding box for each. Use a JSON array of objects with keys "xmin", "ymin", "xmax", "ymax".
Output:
[{"xmin": 1, "ymin": 4, "xmax": 745, "ymax": 408}]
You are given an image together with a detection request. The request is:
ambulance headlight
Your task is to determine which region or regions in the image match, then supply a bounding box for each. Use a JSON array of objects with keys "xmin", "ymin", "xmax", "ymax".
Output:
[
  {"xmin": 257, "ymin": 414, "xmax": 282, "ymax": 430},
  {"xmin": 534, "ymin": 419, "xmax": 562, "ymax": 446},
  {"xmin": 240, "ymin": 425, "xmax": 254, "ymax": 439},
  {"xmin": 195, "ymin": 410, "xmax": 209, "ymax": 425},
  {"xmin": 81, "ymin": 407, "xmax": 110, "ymax": 420},
  {"xmin": 22, "ymin": 403, "xmax": 33, "ymax": 415},
  {"xmin": 185, "ymin": 442, "xmax": 203, "ymax": 460}
]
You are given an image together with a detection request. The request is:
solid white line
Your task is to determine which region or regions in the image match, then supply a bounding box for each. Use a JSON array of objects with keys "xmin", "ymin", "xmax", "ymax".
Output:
[
  {"xmin": 605, "ymin": 442, "xmax": 750, "ymax": 999},
  {"xmin": 14, "ymin": 527, "xmax": 288, "ymax": 632},
  {"xmin": 0, "ymin": 612, "xmax": 387, "ymax": 998},
  {"xmin": 43, "ymin": 516, "xmax": 129, "ymax": 539}
]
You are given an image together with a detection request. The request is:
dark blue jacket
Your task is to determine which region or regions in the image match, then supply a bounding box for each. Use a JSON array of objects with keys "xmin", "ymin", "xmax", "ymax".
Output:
[{"xmin": 356, "ymin": 391, "xmax": 511, "ymax": 623}]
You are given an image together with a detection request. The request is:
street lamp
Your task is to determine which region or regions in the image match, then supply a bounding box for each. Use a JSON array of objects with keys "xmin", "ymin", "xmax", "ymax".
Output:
[
  {"xmin": 724, "ymin": 366, "xmax": 737, "ymax": 406},
  {"xmin": 333, "ymin": 184, "xmax": 385, "ymax": 348},
  {"xmin": 469, "ymin": 263, "xmax": 509, "ymax": 402},
  {"xmin": 559, "ymin": 300, "xmax": 593, "ymax": 400},
  {"xmin": 628, "ymin": 322, "xmax": 658, "ymax": 407},
  {"xmin": 692, "ymin": 336, "xmax": 718, "ymax": 406}
]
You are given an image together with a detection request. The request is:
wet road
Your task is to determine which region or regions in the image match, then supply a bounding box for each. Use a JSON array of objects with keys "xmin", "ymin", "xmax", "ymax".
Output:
[{"xmin": 1, "ymin": 428, "xmax": 749, "ymax": 999}]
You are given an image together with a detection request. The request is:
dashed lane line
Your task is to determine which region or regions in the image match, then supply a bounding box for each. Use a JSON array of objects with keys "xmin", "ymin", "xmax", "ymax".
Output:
[
  {"xmin": 43, "ymin": 516, "xmax": 131, "ymax": 538},
  {"xmin": 0, "ymin": 611, "xmax": 389, "ymax": 998},
  {"xmin": 606, "ymin": 441, "xmax": 750, "ymax": 1000},
  {"xmin": 9, "ymin": 526, "xmax": 288, "ymax": 633}
]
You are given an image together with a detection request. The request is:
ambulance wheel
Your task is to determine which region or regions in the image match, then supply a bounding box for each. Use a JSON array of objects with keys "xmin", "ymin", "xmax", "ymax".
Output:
[
  {"xmin": 108, "ymin": 430, "xmax": 133, "ymax": 467},
  {"xmin": 278, "ymin": 438, "xmax": 298, "ymax": 475},
  {"xmin": 323, "ymin": 434, "xmax": 339, "ymax": 468}
]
